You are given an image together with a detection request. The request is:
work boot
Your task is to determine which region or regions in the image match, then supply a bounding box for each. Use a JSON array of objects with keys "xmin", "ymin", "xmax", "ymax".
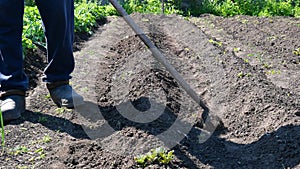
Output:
[
  {"xmin": 46, "ymin": 81, "xmax": 84, "ymax": 108},
  {"xmin": 0, "ymin": 90, "xmax": 26, "ymax": 121}
]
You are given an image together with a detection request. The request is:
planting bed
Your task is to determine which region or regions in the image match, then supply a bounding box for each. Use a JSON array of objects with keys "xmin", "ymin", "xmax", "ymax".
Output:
[{"xmin": 0, "ymin": 14, "xmax": 299, "ymax": 168}]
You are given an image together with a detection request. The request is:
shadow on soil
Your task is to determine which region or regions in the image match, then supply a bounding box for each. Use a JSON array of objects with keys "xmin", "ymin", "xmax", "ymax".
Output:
[
  {"xmin": 8, "ymin": 98, "xmax": 300, "ymax": 168},
  {"xmin": 178, "ymin": 124, "xmax": 300, "ymax": 168},
  {"xmin": 78, "ymin": 99, "xmax": 300, "ymax": 168},
  {"xmin": 9, "ymin": 110, "xmax": 90, "ymax": 139}
]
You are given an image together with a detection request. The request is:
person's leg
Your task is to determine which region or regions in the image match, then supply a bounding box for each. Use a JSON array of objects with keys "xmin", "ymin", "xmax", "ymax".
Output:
[
  {"xmin": 0, "ymin": 0, "xmax": 28, "ymax": 91},
  {"xmin": 35, "ymin": 0, "xmax": 75, "ymax": 82},
  {"xmin": 36, "ymin": 0, "xmax": 83, "ymax": 108},
  {"xmin": 0, "ymin": 0, "xmax": 26, "ymax": 121}
]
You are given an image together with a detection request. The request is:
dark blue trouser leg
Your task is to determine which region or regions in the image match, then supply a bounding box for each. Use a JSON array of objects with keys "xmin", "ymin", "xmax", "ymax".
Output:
[
  {"xmin": 36, "ymin": 0, "xmax": 75, "ymax": 82},
  {"xmin": 0, "ymin": 0, "xmax": 28, "ymax": 91},
  {"xmin": 0, "ymin": 0, "xmax": 75, "ymax": 91}
]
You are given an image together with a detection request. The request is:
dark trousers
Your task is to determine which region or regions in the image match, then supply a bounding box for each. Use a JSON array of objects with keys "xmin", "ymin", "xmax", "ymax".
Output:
[{"xmin": 0, "ymin": 0, "xmax": 75, "ymax": 91}]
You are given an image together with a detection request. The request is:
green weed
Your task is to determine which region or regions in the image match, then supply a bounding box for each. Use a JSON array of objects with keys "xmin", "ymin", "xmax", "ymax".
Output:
[
  {"xmin": 55, "ymin": 107, "xmax": 72, "ymax": 114},
  {"xmin": 44, "ymin": 94, "xmax": 51, "ymax": 100},
  {"xmin": 74, "ymin": 2, "xmax": 106, "ymax": 34},
  {"xmin": 42, "ymin": 135, "xmax": 52, "ymax": 143},
  {"xmin": 123, "ymin": 0, "xmax": 180, "ymax": 14},
  {"xmin": 17, "ymin": 166, "xmax": 30, "ymax": 169},
  {"xmin": 237, "ymin": 71, "xmax": 252, "ymax": 78},
  {"xmin": 266, "ymin": 69, "xmax": 281, "ymax": 75},
  {"xmin": 177, "ymin": 0, "xmax": 300, "ymax": 17},
  {"xmin": 233, "ymin": 47, "xmax": 241, "ymax": 52},
  {"xmin": 293, "ymin": 48, "xmax": 300, "ymax": 56},
  {"xmin": 135, "ymin": 147, "xmax": 174, "ymax": 167},
  {"xmin": 208, "ymin": 39, "xmax": 223, "ymax": 47},
  {"xmin": 22, "ymin": 6, "xmax": 44, "ymax": 55},
  {"xmin": 243, "ymin": 59, "xmax": 250, "ymax": 63},
  {"xmin": 38, "ymin": 116, "xmax": 48, "ymax": 123},
  {"xmin": 0, "ymin": 109, "xmax": 5, "ymax": 153},
  {"xmin": 263, "ymin": 63, "xmax": 273, "ymax": 69},
  {"xmin": 9, "ymin": 146, "xmax": 29, "ymax": 155}
]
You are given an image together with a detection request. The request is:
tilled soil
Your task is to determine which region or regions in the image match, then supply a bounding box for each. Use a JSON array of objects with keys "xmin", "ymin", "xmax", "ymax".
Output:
[{"xmin": 0, "ymin": 14, "xmax": 299, "ymax": 169}]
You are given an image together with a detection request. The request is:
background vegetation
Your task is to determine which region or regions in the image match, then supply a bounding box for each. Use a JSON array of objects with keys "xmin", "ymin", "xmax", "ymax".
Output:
[{"xmin": 22, "ymin": 0, "xmax": 299, "ymax": 55}]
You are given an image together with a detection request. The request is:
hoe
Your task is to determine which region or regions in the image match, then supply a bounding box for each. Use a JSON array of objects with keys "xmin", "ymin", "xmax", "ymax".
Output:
[{"xmin": 109, "ymin": 0, "xmax": 216, "ymax": 128}]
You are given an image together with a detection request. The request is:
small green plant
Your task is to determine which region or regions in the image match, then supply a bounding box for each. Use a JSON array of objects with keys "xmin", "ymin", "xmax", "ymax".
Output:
[
  {"xmin": 263, "ymin": 63, "xmax": 273, "ymax": 69},
  {"xmin": 208, "ymin": 39, "xmax": 223, "ymax": 47},
  {"xmin": 241, "ymin": 19, "xmax": 249, "ymax": 24},
  {"xmin": 55, "ymin": 107, "xmax": 72, "ymax": 114},
  {"xmin": 135, "ymin": 147, "xmax": 174, "ymax": 167},
  {"xmin": 293, "ymin": 48, "xmax": 300, "ymax": 56},
  {"xmin": 17, "ymin": 165, "xmax": 30, "ymax": 169},
  {"xmin": 44, "ymin": 94, "xmax": 51, "ymax": 100},
  {"xmin": 38, "ymin": 116, "xmax": 48, "ymax": 123},
  {"xmin": 9, "ymin": 146, "xmax": 29, "ymax": 155},
  {"xmin": 266, "ymin": 69, "xmax": 281, "ymax": 75},
  {"xmin": 0, "ymin": 109, "xmax": 5, "ymax": 153},
  {"xmin": 247, "ymin": 53, "xmax": 255, "ymax": 57},
  {"xmin": 42, "ymin": 135, "xmax": 52, "ymax": 143},
  {"xmin": 35, "ymin": 147, "xmax": 46, "ymax": 159},
  {"xmin": 233, "ymin": 47, "xmax": 241, "ymax": 52},
  {"xmin": 243, "ymin": 59, "xmax": 250, "ymax": 63},
  {"xmin": 237, "ymin": 71, "xmax": 252, "ymax": 78}
]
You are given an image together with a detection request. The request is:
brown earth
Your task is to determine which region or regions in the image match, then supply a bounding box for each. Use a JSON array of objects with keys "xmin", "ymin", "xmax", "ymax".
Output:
[{"xmin": 0, "ymin": 14, "xmax": 299, "ymax": 169}]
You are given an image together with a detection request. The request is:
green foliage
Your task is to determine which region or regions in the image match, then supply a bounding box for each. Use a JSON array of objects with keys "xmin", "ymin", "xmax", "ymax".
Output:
[
  {"xmin": 134, "ymin": 147, "xmax": 174, "ymax": 167},
  {"xmin": 177, "ymin": 0, "xmax": 300, "ymax": 17},
  {"xmin": 123, "ymin": 0, "xmax": 181, "ymax": 14},
  {"xmin": 23, "ymin": 1, "xmax": 108, "ymax": 55},
  {"xmin": 74, "ymin": 2, "xmax": 108, "ymax": 34},
  {"xmin": 22, "ymin": 6, "xmax": 44, "ymax": 54},
  {"xmin": 22, "ymin": 0, "xmax": 299, "ymax": 56}
]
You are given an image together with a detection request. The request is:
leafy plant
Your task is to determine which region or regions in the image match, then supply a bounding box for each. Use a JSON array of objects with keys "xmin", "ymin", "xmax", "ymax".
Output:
[
  {"xmin": 293, "ymin": 48, "xmax": 300, "ymax": 56},
  {"xmin": 175, "ymin": 0, "xmax": 300, "ymax": 17},
  {"xmin": 23, "ymin": 1, "xmax": 108, "ymax": 55},
  {"xmin": 208, "ymin": 39, "xmax": 222, "ymax": 47},
  {"xmin": 123, "ymin": 0, "xmax": 181, "ymax": 14},
  {"xmin": 55, "ymin": 107, "xmax": 72, "ymax": 114},
  {"xmin": 135, "ymin": 147, "xmax": 174, "ymax": 167},
  {"xmin": 38, "ymin": 116, "xmax": 48, "ymax": 123},
  {"xmin": 266, "ymin": 69, "xmax": 281, "ymax": 75},
  {"xmin": 237, "ymin": 71, "xmax": 252, "ymax": 78},
  {"xmin": 44, "ymin": 94, "xmax": 51, "ymax": 100},
  {"xmin": 9, "ymin": 146, "xmax": 29, "ymax": 155},
  {"xmin": 74, "ymin": 2, "xmax": 106, "ymax": 34},
  {"xmin": 243, "ymin": 59, "xmax": 250, "ymax": 63},
  {"xmin": 233, "ymin": 47, "xmax": 241, "ymax": 52},
  {"xmin": 42, "ymin": 135, "xmax": 52, "ymax": 143},
  {"xmin": 22, "ymin": 6, "xmax": 44, "ymax": 54}
]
